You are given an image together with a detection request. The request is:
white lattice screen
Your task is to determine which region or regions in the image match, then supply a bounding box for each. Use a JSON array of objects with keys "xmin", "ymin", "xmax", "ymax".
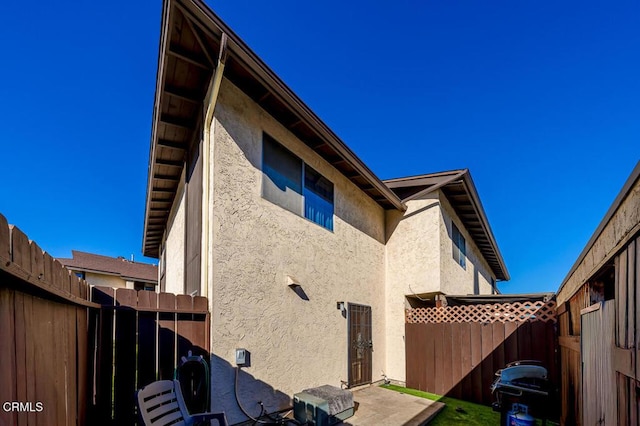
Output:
[{"xmin": 405, "ymin": 300, "xmax": 557, "ymax": 324}]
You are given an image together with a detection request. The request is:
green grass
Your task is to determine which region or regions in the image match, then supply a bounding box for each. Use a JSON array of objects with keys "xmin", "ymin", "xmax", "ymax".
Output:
[{"xmin": 380, "ymin": 384, "xmax": 500, "ymax": 426}]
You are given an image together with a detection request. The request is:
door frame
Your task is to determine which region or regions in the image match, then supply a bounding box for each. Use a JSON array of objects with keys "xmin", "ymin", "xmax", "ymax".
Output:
[{"xmin": 347, "ymin": 303, "xmax": 372, "ymax": 387}]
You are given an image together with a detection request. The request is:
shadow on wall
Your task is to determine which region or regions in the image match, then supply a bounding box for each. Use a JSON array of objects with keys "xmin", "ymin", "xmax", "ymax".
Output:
[
  {"xmin": 210, "ymin": 354, "xmax": 292, "ymax": 424},
  {"xmin": 385, "ymin": 201, "xmax": 439, "ymax": 244}
]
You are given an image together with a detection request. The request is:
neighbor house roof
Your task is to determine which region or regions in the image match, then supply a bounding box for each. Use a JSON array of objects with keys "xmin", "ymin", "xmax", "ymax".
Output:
[
  {"xmin": 384, "ymin": 169, "xmax": 510, "ymax": 281},
  {"xmin": 142, "ymin": 0, "xmax": 406, "ymax": 257},
  {"xmin": 58, "ymin": 250, "xmax": 158, "ymax": 283}
]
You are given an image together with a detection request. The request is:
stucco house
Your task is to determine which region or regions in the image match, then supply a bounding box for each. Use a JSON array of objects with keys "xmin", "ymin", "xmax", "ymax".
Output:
[
  {"xmin": 59, "ymin": 250, "xmax": 158, "ymax": 291},
  {"xmin": 141, "ymin": 0, "xmax": 508, "ymax": 422}
]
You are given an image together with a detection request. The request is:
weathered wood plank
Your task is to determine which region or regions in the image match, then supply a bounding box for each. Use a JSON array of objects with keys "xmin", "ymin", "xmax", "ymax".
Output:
[
  {"xmin": 114, "ymin": 289, "xmax": 137, "ymax": 425},
  {"xmin": 14, "ymin": 291, "xmax": 28, "ymax": 425},
  {"xmin": 470, "ymin": 322, "xmax": 482, "ymax": 404},
  {"xmin": 449, "ymin": 323, "xmax": 462, "ymax": 399},
  {"xmin": 9, "ymin": 225, "xmax": 31, "ymax": 272},
  {"xmin": 504, "ymin": 322, "xmax": 518, "ymax": 363},
  {"xmin": 627, "ymin": 240, "xmax": 636, "ymax": 353},
  {"xmin": 137, "ymin": 291, "xmax": 158, "ymax": 389},
  {"xmin": 480, "ymin": 323, "xmax": 494, "ymax": 405},
  {"xmin": 158, "ymin": 293, "xmax": 177, "ymax": 380},
  {"xmin": 0, "ymin": 213, "xmax": 10, "ymax": 261},
  {"xmin": 0, "ymin": 288, "xmax": 18, "ymax": 426},
  {"xmin": 559, "ymin": 335, "xmax": 580, "ymax": 352},
  {"xmin": 441, "ymin": 322, "xmax": 453, "ymax": 396},
  {"xmin": 617, "ymin": 252, "xmax": 628, "ymax": 348}
]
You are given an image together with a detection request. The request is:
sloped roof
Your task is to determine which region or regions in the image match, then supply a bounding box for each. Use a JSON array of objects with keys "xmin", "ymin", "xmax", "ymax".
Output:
[
  {"xmin": 142, "ymin": 0, "xmax": 405, "ymax": 257},
  {"xmin": 384, "ymin": 169, "xmax": 509, "ymax": 281},
  {"xmin": 58, "ymin": 250, "xmax": 158, "ymax": 283}
]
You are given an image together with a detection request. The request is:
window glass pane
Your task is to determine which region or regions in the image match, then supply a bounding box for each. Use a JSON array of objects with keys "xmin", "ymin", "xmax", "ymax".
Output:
[
  {"xmin": 304, "ymin": 165, "xmax": 334, "ymax": 231},
  {"xmin": 262, "ymin": 135, "xmax": 303, "ymax": 215},
  {"xmin": 452, "ymin": 223, "xmax": 466, "ymax": 268}
]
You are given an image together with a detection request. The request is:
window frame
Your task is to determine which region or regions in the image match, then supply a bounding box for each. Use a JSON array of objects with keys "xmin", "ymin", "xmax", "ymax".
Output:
[
  {"xmin": 261, "ymin": 134, "xmax": 334, "ymax": 231},
  {"xmin": 452, "ymin": 222, "xmax": 466, "ymax": 269}
]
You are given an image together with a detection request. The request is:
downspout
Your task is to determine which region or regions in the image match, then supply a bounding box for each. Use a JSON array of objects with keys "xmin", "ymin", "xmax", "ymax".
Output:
[{"xmin": 201, "ymin": 33, "xmax": 228, "ymax": 300}]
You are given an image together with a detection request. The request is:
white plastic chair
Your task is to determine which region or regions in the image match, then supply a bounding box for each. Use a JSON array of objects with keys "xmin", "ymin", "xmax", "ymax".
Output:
[{"xmin": 137, "ymin": 379, "xmax": 228, "ymax": 426}]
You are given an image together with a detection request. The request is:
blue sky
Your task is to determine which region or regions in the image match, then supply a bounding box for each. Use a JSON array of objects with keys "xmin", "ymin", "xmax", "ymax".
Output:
[{"xmin": 0, "ymin": 0, "xmax": 637, "ymax": 293}]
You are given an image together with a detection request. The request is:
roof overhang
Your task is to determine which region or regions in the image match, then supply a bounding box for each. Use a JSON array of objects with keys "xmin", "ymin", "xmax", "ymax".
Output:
[
  {"xmin": 142, "ymin": 0, "xmax": 405, "ymax": 257},
  {"xmin": 385, "ymin": 169, "xmax": 510, "ymax": 281}
]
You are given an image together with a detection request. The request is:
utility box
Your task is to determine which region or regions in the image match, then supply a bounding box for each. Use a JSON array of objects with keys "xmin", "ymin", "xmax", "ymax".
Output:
[{"xmin": 293, "ymin": 385, "xmax": 354, "ymax": 426}]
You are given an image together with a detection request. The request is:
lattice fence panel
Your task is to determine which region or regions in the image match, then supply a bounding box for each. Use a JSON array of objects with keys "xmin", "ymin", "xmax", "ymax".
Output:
[{"xmin": 406, "ymin": 300, "xmax": 557, "ymax": 324}]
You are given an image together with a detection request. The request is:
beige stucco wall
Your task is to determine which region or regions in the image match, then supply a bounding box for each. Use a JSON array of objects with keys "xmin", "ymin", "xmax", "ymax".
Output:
[
  {"xmin": 439, "ymin": 192, "xmax": 496, "ymax": 296},
  {"xmin": 384, "ymin": 193, "xmax": 441, "ymax": 382},
  {"xmin": 558, "ymin": 178, "xmax": 640, "ymax": 304},
  {"xmin": 84, "ymin": 272, "xmax": 126, "ymax": 289},
  {"xmin": 208, "ymin": 78, "xmax": 387, "ymax": 423},
  {"xmin": 165, "ymin": 188, "xmax": 186, "ymax": 295}
]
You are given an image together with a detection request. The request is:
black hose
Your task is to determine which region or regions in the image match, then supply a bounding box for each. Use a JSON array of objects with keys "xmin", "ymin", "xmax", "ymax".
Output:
[{"xmin": 234, "ymin": 366, "xmax": 280, "ymax": 425}]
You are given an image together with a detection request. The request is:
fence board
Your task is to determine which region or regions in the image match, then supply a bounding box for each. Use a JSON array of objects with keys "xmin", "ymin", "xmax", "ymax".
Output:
[
  {"xmin": 114, "ymin": 289, "xmax": 137, "ymax": 426},
  {"xmin": 480, "ymin": 323, "xmax": 494, "ymax": 405},
  {"xmin": 0, "ymin": 213, "xmax": 10, "ymax": 260},
  {"xmin": 441, "ymin": 322, "xmax": 453, "ymax": 395},
  {"xmin": 137, "ymin": 291, "xmax": 158, "ymax": 389},
  {"xmin": 158, "ymin": 293, "xmax": 177, "ymax": 380},
  {"xmin": 93, "ymin": 286, "xmax": 115, "ymax": 423},
  {"xmin": 492, "ymin": 322, "xmax": 505, "ymax": 385},
  {"xmin": 10, "ymin": 225, "xmax": 31, "ymax": 271},
  {"xmin": 177, "ymin": 295, "xmax": 195, "ymax": 359},
  {"xmin": 470, "ymin": 322, "xmax": 483, "ymax": 403},
  {"xmin": 0, "ymin": 288, "xmax": 18, "ymax": 426},
  {"xmin": 405, "ymin": 302, "xmax": 558, "ymax": 407},
  {"xmin": 617, "ymin": 253, "xmax": 627, "ymax": 347},
  {"xmin": 460, "ymin": 323, "xmax": 472, "ymax": 399},
  {"xmin": 433, "ymin": 322, "xmax": 445, "ymax": 395},
  {"xmin": 450, "ymin": 323, "xmax": 462, "ymax": 399},
  {"xmin": 14, "ymin": 291, "xmax": 27, "ymax": 426}
]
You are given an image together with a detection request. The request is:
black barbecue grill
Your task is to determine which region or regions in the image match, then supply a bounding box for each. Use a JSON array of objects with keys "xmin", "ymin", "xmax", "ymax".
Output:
[{"xmin": 491, "ymin": 360, "xmax": 552, "ymax": 425}]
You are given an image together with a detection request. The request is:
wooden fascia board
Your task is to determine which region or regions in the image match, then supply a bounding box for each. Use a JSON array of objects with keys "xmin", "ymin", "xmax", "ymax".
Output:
[
  {"xmin": 143, "ymin": 0, "xmax": 173, "ymax": 258},
  {"xmin": 459, "ymin": 173, "xmax": 510, "ymax": 281},
  {"xmin": 178, "ymin": 0, "xmax": 406, "ymax": 212}
]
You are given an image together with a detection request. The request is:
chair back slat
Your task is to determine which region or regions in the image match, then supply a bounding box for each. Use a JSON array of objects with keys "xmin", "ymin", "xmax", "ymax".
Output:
[{"xmin": 137, "ymin": 380, "xmax": 186, "ymax": 426}]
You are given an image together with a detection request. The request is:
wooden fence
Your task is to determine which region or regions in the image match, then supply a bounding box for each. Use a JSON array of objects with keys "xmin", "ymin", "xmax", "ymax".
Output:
[
  {"xmin": 0, "ymin": 214, "xmax": 98, "ymax": 426},
  {"xmin": 0, "ymin": 213, "xmax": 210, "ymax": 426},
  {"xmin": 405, "ymin": 300, "xmax": 558, "ymax": 408},
  {"xmin": 90, "ymin": 286, "xmax": 210, "ymax": 425}
]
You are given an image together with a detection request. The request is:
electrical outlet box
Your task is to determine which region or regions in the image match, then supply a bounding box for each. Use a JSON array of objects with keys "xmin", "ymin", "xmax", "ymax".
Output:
[{"xmin": 235, "ymin": 348, "xmax": 247, "ymax": 366}]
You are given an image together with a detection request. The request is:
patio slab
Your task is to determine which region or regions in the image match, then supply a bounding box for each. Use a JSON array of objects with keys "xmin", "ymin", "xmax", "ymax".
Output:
[{"xmin": 339, "ymin": 385, "xmax": 445, "ymax": 426}]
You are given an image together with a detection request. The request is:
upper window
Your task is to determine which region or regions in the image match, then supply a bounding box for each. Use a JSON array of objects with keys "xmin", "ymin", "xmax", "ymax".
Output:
[
  {"xmin": 452, "ymin": 223, "xmax": 466, "ymax": 269},
  {"xmin": 262, "ymin": 134, "xmax": 334, "ymax": 231}
]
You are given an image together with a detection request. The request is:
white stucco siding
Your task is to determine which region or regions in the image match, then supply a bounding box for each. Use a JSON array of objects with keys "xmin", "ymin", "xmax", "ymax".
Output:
[
  {"xmin": 164, "ymin": 189, "xmax": 185, "ymax": 295},
  {"xmin": 439, "ymin": 191, "xmax": 495, "ymax": 296},
  {"xmin": 384, "ymin": 194, "xmax": 442, "ymax": 383},
  {"xmin": 209, "ymin": 78, "xmax": 387, "ymax": 423}
]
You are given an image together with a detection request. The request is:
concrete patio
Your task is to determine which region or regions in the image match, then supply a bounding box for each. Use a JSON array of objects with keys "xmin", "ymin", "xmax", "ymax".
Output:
[{"xmin": 340, "ymin": 385, "xmax": 445, "ymax": 426}]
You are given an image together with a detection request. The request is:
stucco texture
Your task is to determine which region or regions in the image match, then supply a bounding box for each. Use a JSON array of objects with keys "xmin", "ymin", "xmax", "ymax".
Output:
[
  {"xmin": 438, "ymin": 192, "xmax": 495, "ymax": 296},
  {"xmin": 208, "ymin": 79, "xmax": 387, "ymax": 423},
  {"xmin": 558, "ymin": 178, "xmax": 640, "ymax": 304},
  {"xmin": 165, "ymin": 188, "xmax": 186, "ymax": 295},
  {"xmin": 383, "ymin": 191, "xmax": 496, "ymax": 382}
]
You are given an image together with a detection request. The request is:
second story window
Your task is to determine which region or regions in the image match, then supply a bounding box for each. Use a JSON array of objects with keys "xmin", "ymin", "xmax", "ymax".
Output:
[
  {"xmin": 452, "ymin": 223, "xmax": 466, "ymax": 269},
  {"xmin": 262, "ymin": 134, "xmax": 334, "ymax": 231}
]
